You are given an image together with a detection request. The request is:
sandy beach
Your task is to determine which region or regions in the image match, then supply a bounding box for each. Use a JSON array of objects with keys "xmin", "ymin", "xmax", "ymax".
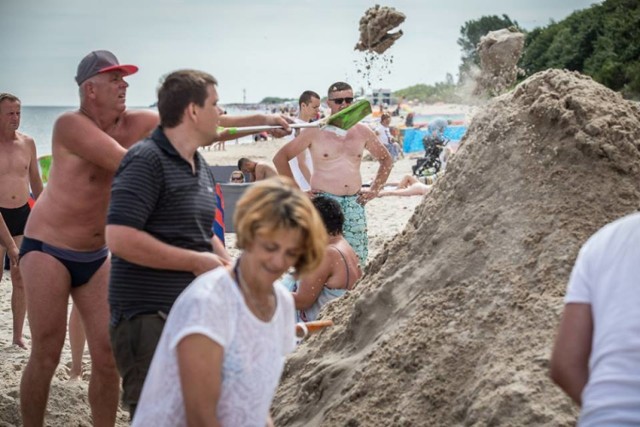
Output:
[{"xmin": 0, "ymin": 132, "xmax": 427, "ymax": 426}]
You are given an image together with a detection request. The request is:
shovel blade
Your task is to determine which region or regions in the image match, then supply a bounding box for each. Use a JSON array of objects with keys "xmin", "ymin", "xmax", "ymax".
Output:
[{"xmin": 326, "ymin": 99, "xmax": 372, "ymax": 130}]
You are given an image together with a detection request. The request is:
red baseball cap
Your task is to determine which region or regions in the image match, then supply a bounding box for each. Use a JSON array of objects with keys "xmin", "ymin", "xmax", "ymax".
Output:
[{"xmin": 75, "ymin": 50, "xmax": 138, "ymax": 85}]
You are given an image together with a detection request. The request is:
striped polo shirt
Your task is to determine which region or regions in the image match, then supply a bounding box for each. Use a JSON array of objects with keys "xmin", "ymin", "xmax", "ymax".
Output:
[{"xmin": 108, "ymin": 126, "xmax": 217, "ymax": 324}]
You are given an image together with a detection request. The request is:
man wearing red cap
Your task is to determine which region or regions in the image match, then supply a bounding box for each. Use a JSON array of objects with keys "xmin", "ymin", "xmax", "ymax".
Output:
[{"xmin": 18, "ymin": 50, "xmax": 158, "ymax": 426}]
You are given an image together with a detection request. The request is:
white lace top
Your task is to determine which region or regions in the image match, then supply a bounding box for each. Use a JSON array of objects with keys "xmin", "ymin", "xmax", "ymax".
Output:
[{"xmin": 132, "ymin": 267, "xmax": 297, "ymax": 427}]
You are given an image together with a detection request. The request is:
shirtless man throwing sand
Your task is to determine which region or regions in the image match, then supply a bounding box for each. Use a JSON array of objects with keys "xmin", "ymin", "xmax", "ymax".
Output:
[
  {"xmin": 0, "ymin": 93, "xmax": 44, "ymax": 349},
  {"xmin": 19, "ymin": 50, "xmax": 159, "ymax": 427},
  {"xmin": 273, "ymin": 81, "xmax": 392, "ymax": 266}
]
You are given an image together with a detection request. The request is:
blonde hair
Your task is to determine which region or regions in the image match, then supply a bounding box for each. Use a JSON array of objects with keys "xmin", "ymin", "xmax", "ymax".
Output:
[{"xmin": 234, "ymin": 176, "xmax": 326, "ymax": 275}]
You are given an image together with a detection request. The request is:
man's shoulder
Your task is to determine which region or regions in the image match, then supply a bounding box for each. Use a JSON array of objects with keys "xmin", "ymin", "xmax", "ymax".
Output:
[{"xmin": 16, "ymin": 131, "xmax": 36, "ymax": 144}]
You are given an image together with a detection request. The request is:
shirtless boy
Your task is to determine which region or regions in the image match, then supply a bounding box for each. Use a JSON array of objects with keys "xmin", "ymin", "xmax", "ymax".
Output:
[
  {"xmin": 273, "ymin": 81, "xmax": 392, "ymax": 266},
  {"xmin": 0, "ymin": 93, "xmax": 44, "ymax": 349}
]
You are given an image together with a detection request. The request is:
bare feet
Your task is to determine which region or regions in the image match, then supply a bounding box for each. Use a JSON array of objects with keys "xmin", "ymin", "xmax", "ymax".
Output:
[{"xmin": 68, "ymin": 364, "xmax": 84, "ymax": 381}]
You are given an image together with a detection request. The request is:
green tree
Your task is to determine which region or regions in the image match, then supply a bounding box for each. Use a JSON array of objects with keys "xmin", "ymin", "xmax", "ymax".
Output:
[
  {"xmin": 520, "ymin": 0, "xmax": 640, "ymax": 98},
  {"xmin": 457, "ymin": 14, "xmax": 521, "ymax": 78}
]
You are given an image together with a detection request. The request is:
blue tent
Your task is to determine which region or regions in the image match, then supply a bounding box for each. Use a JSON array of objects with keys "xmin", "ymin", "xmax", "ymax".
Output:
[{"xmin": 402, "ymin": 126, "xmax": 467, "ymax": 153}]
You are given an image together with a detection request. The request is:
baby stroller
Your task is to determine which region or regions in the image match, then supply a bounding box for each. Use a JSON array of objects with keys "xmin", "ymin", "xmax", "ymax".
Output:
[{"xmin": 412, "ymin": 134, "xmax": 449, "ymax": 176}]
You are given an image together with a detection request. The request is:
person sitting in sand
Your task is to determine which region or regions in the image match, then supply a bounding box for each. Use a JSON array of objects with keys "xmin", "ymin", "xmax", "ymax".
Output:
[
  {"xmin": 131, "ymin": 177, "xmax": 326, "ymax": 427},
  {"xmin": 228, "ymin": 170, "xmax": 246, "ymax": 183},
  {"xmin": 238, "ymin": 157, "xmax": 277, "ymax": 182},
  {"xmin": 374, "ymin": 113, "xmax": 402, "ymax": 161},
  {"xmin": 376, "ymin": 174, "xmax": 432, "ymax": 197},
  {"xmin": 291, "ymin": 196, "xmax": 362, "ymax": 322}
]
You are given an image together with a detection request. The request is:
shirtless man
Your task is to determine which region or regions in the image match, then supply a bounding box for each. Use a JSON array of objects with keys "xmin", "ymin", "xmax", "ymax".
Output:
[
  {"xmin": 238, "ymin": 157, "xmax": 278, "ymax": 182},
  {"xmin": 273, "ymin": 81, "xmax": 392, "ymax": 266},
  {"xmin": 19, "ymin": 50, "xmax": 159, "ymax": 427},
  {"xmin": 0, "ymin": 93, "xmax": 43, "ymax": 349}
]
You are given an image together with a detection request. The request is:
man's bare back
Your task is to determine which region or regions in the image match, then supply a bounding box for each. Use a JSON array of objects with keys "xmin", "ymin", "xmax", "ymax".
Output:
[{"xmin": 255, "ymin": 162, "xmax": 278, "ymax": 181}]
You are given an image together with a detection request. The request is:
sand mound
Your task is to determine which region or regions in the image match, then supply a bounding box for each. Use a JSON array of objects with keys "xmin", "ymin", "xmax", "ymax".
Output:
[
  {"xmin": 474, "ymin": 28, "xmax": 525, "ymax": 96},
  {"xmin": 272, "ymin": 69, "xmax": 640, "ymax": 426},
  {"xmin": 354, "ymin": 5, "xmax": 405, "ymax": 55}
]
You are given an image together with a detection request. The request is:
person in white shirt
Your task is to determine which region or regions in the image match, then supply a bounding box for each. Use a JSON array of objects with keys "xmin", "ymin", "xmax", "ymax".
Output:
[
  {"xmin": 550, "ymin": 212, "xmax": 640, "ymax": 426},
  {"xmin": 132, "ymin": 177, "xmax": 326, "ymax": 427},
  {"xmin": 289, "ymin": 90, "xmax": 320, "ymax": 191},
  {"xmin": 374, "ymin": 113, "xmax": 401, "ymax": 161}
]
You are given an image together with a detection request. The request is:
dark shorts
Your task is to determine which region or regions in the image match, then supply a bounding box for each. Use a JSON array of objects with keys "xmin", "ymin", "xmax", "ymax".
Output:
[
  {"xmin": 19, "ymin": 236, "xmax": 109, "ymax": 287},
  {"xmin": 0, "ymin": 203, "xmax": 30, "ymax": 237},
  {"xmin": 110, "ymin": 313, "xmax": 166, "ymax": 418}
]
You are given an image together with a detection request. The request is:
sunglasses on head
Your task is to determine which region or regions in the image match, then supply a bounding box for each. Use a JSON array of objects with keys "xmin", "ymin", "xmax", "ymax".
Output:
[{"xmin": 329, "ymin": 97, "xmax": 354, "ymax": 105}]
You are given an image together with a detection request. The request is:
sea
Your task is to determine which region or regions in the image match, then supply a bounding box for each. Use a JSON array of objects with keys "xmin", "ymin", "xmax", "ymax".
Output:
[
  {"xmin": 21, "ymin": 106, "xmax": 468, "ymax": 157},
  {"xmin": 20, "ymin": 105, "xmax": 265, "ymax": 157}
]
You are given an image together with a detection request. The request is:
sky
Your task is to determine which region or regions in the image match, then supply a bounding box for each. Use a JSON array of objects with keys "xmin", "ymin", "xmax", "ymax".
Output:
[{"xmin": 0, "ymin": 0, "xmax": 599, "ymax": 107}]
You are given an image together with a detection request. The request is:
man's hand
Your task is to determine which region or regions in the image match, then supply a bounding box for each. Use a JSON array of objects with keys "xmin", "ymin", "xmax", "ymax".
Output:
[
  {"xmin": 192, "ymin": 252, "xmax": 229, "ymax": 276},
  {"xmin": 356, "ymin": 189, "xmax": 378, "ymax": 205},
  {"xmin": 266, "ymin": 114, "xmax": 293, "ymax": 138},
  {"xmin": 7, "ymin": 245, "xmax": 19, "ymax": 267}
]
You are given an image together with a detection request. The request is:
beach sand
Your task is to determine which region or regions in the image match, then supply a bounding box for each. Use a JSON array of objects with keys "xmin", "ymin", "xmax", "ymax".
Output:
[{"xmin": 0, "ymin": 134, "xmax": 426, "ymax": 426}]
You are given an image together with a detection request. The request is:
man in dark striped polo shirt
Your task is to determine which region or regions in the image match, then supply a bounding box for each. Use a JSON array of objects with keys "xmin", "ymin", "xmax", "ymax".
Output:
[{"xmin": 106, "ymin": 69, "xmax": 268, "ymax": 418}]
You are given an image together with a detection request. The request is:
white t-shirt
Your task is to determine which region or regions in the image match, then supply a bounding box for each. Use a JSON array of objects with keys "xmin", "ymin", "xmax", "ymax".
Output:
[
  {"xmin": 287, "ymin": 118, "xmax": 313, "ymax": 191},
  {"xmin": 132, "ymin": 267, "xmax": 297, "ymax": 427},
  {"xmin": 375, "ymin": 123, "xmax": 392, "ymax": 146},
  {"xmin": 565, "ymin": 212, "xmax": 640, "ymax": 426}
]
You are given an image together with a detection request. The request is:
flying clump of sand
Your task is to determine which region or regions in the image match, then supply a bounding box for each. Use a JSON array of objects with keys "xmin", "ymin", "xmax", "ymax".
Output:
[
  {"xmin": 473, "ymin": 28, "xmax": 525, "ymax": 97},
  {"xmin": 354, "ymin": 4, "xmax": 405, "ymax": 55},
  {"xmin": 272, "ymin": 69, "xmax": 640, "ymax": 426}
]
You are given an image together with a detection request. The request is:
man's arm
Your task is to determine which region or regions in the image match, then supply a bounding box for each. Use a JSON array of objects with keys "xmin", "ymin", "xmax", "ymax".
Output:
[
  {"xmin": 106, "ymin": 225, "xmax": 227, "ymax": 276},
  {"xmin": 219, "ymin": 113, "xmax": 292, "ymax": 138},
  {"xmin": 55, "ymin": 113, "xmax": 128, "ymax": 172},
  {"xmin": 358, "ymin": 128, "xmax": 393, "ymax": 205},
  {"xmin": 549, "ymin": 303, "xmax": 593, "ymax": 405},
  {"xmin": 296, "ymin": 152, "xmax": 312, "ymax": 183},
  {"xmin": 211, "ymin": 236, "xmax": 231, "ymax": 263},
  {"xmin": 122, "ymin": 109, "xmax": 160, "ymax": 148},
  {"xmin": 273, "ymin": 131, "xmax": 314, "ymax": 184},
  {"xmin": 0, "ymin": 214, "xmax": 19, "ymax": 267},
  {"xmin": 26, "ymin": 136, "xmax": 43, "ymax": 199}
]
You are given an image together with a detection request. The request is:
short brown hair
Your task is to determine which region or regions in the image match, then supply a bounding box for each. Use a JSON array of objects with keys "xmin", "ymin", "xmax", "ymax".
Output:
[
  {"xmin": 157, "ymin": 70, "xmax": 218, "ymax": 128},
  {"xmin": 234, "ymin": 176, "xmax": 326, "ymax": 275},
  {"xmin": 327, "ymin": 82, "xmax": 352, "ymax": 96},
  {"xmin": 299, "ymin": 90, "xmax": 320, "ymax": 107}
]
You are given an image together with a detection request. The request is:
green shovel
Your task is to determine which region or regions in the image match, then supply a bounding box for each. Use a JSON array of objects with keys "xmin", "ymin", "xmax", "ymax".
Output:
[{"xmin": 225, "ymin": 99, "xmax": 372, "ymax": 134}]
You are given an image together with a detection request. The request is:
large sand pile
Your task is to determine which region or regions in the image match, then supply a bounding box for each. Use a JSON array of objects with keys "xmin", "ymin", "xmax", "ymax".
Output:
[{"xmin": 273, "ymin": 69, "xmax": 640, "ymax": 426}]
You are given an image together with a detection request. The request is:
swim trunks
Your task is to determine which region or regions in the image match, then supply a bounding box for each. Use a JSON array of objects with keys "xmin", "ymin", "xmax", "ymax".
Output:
[
  {"xmin": 19, "ymin": 236, "xmax": 109, "ymax": 287},
  {"xmin": 314, "ymin": 192, "xmax": 368, "ymax": 266},
  {"xmin": 0, "ymin": 203, "xmax": 30, "ymax": 236}
]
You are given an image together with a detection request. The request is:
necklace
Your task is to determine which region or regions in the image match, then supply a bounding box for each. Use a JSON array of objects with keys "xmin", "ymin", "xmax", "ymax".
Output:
[{"xmin": 234, "ymin": 257, "xmax": 276, "ymax": 321}]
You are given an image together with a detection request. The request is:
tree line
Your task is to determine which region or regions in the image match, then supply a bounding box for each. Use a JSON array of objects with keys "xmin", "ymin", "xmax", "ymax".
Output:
[{"xmin": 396, "ymin": 0, "xmax": 640, "ymax": 102}]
